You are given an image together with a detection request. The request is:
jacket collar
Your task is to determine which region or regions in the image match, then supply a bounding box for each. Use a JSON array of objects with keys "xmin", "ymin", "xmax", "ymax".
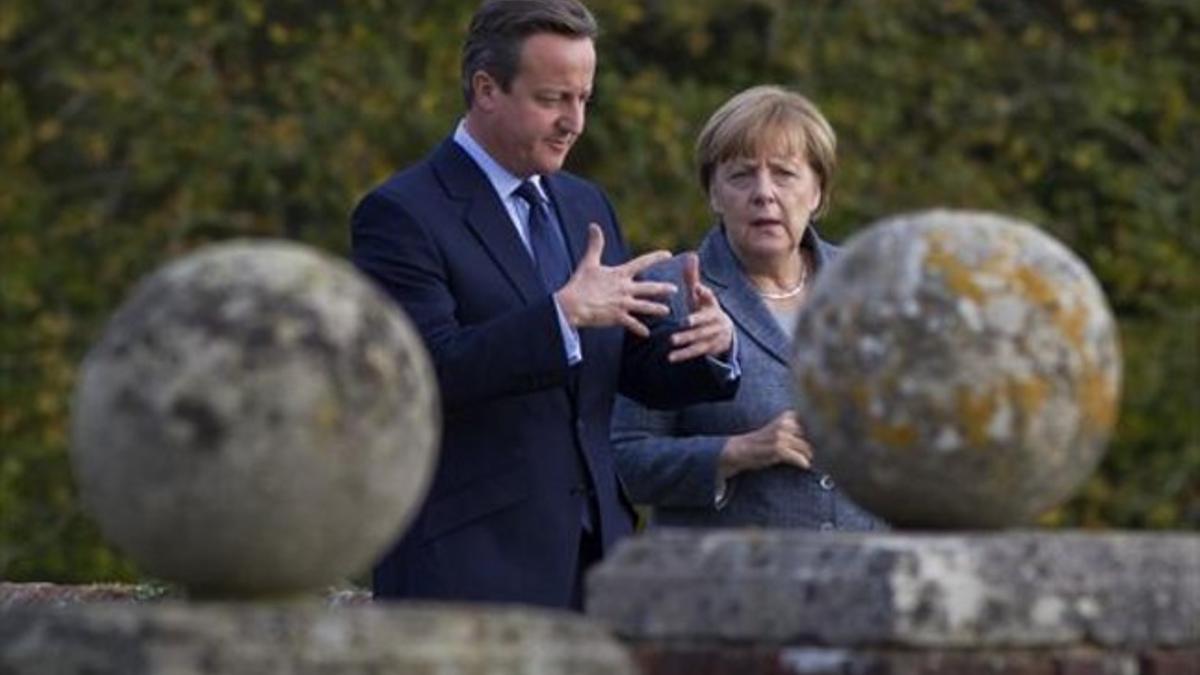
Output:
[
  {"xmin": 430, "ymin": 138, "xmax": 548, "ymax": 305},
  {"xmin": 699, "ymin": 224, "xmax": 836, "ymax": 366}
]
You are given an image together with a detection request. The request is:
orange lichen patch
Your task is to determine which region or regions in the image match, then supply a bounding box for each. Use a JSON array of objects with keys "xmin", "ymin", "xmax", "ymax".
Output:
[
  {"xmin": 955, "ymin": 387, "xmax": 998, "ymax": 448},
  {"xmin": 1012, "ymin": 264, "xmax": 1058, "ymax": 306},
  {"xmin": 1011, "ymin": 265, "xmax": 1091, "ymax": 349},
  {"xmin": 1078, "ymin": 366, "xmax": 1118, "ymax": 430},
  {"xmin": 1057, "ymin": 302, "xmax": 1088, "ymax": 348},
  {"xmin": 1008, "ymin": 375, "xmax": 1050, "ymax": 420},
  {"xmin": 924, "ymin": 232, "xmax": 986, "ymax": 302},
  {"xmin": 869, "ymin": 420, "xmax": 919, "ymax": 448}
]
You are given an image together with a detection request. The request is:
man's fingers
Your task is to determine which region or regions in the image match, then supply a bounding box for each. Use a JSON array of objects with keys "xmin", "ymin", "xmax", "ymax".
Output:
[
  {"xmin": 623, "ymin": 249, "xmax": 673, "ymax": 277},
  {"xmin": 684, "ymin": 303, "xmax": 723, "ymax": 327},
  {"xmin": 682, "ymin": 252, "xmax": 700, "ymax": 287},
  {"xmin": 692, "ymin": 281, "xmax": 717, "ymax": 309},
  {"xmin": 667, "ymin": 332, "xmax": 726, "ymax": 362},
  {"xmin": 667, "ymin": 343, "xmax": 707, "ymax": 363},
  {"xmin": 582, "ymin": 223, "xmax": 605, "ymax": 267},
  {"xmin": 682, "ymin": 252, "xmax": 701, "ymax": 307},
  {"xmin": 628, "ymin": 279, "xmax": 677, "ymax": 299},
  {"xmin": 671, "ymin": 321, "xmax": 722, "ymax": 347},
  {"xmin": 619, "ymin": 313, "xmax": 651, "ymax": 338},
  {"xmin": 626, "ymin": 299, "xmax": 671, "ymax": 317}
]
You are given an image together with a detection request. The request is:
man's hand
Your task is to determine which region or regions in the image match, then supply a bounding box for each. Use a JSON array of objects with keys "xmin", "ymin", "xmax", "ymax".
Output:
[
  {"xmin": 555, "ymin": 223, "xmax": 676, "ymax": 337},
  {"xmin": 667, "ymin": 252, "xmax": 735, "ymax": 363},
  {"xmin": 719, "ymin": 411, "xmax": 814, "ymax": 479}
]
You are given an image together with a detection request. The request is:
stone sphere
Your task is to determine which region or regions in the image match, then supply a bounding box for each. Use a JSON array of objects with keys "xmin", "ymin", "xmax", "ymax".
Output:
[
  {"xmin": 792, "ymin": 210, "xmax": 1121, "ymax": 528},
  {"xmin": 70, "ymin": 241, "xmax": 439, "ymax": 596}
]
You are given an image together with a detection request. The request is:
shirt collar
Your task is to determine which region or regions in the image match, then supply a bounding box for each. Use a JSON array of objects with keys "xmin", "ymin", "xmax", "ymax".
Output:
[{"xmin": 453, "ymin": 120, "xmax": 545, "ymax": 201}]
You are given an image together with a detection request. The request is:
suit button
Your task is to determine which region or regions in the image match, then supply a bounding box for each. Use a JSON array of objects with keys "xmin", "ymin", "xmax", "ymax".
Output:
[{"xmin": 819, "ymin": 475, "xmax": 835, "ymax": 490}]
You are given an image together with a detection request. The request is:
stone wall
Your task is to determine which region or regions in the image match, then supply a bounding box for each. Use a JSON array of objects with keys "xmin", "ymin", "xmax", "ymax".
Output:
[{"xmin": 588, "ymin": 529, "xmax": 1200, "ymax": 675}]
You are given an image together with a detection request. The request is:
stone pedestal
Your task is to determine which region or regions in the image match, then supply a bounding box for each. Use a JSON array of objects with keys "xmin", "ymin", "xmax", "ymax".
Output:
[
  {"xmin": 588, "ymin": 529, "xmax": 1200, "ymax": 674},
  {"xmin": 0, "ymin": 602, "xmax": 637, "ymax": 675}
]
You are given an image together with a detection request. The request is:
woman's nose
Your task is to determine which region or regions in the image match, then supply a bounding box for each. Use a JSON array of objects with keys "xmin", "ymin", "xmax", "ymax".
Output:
[{"xmin": 749, "ymin": 171, "xmax": 776, "ymax": 203}]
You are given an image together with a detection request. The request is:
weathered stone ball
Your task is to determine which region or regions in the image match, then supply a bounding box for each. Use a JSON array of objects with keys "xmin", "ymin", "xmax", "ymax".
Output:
[
  {"xmin": 793, "ymin": 210, "xmax": 1121, "ymax": 528},
  {"xmin": 70, "ymin": 241, "xmax": 439, "ymax": 596}
]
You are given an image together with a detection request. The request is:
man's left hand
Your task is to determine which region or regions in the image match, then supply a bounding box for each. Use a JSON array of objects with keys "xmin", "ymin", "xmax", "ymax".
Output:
[{"xmin": 667, "ymin": 253, "xmax": 735, "ymax": 363}]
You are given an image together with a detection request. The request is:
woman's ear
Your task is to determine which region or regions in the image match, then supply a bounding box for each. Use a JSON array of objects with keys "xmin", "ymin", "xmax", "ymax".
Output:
[
  {"xmin": 708, "ymin": 188, "xmax": 723, "ymax": 215},
  {"xmin": 809, "ymin": 184, "xmax": 823, "ymax": 214}
]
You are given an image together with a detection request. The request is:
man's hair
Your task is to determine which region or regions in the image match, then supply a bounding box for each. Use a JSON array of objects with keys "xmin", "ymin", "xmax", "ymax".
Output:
[
  {"xmin": 461, "ymin": 0, "xmax": 598, "ymax": 107},
  {"xmin": 695, "ymin": 85, "xmax": 838, "ymax": 219}
]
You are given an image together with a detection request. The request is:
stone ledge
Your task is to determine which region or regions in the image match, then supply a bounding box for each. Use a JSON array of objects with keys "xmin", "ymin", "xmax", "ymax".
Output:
[
  {"xmin": 0, "ymin": 602, "xmax": 636, "ymax": 674},
  {"xmin": 628, "ymin": 645, "xmax": 1200, "ymax": 675},
  {"xmin": 0, "ymin": 582, "xmax": 371, "ymax": 608},
  {"xmin": 587, "ymin": 530, "xmax": 1200, "ymax": 648}
]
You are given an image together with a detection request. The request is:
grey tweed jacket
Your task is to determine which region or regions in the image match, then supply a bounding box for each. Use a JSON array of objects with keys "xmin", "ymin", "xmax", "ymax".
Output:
[{"xmin": 611, "ymin": 225, "xmax": 886, "ymax": 530}]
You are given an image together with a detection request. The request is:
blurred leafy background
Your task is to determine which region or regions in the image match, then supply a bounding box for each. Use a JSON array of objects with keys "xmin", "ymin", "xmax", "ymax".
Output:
[{"xmin": 1, "ymin": 0, "xmax": 1196, "ymax": 582}]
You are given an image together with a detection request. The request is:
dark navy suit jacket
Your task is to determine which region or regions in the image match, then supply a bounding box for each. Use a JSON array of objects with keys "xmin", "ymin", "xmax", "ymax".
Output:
[{"xmin": 350, "ymin": 138, "xmax": 737, "ymax": 608}]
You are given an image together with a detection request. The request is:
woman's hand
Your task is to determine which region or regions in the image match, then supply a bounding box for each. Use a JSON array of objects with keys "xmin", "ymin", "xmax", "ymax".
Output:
[{"xmin": 719, "ymin": 411, "xmax": 813, "ymax": 479}]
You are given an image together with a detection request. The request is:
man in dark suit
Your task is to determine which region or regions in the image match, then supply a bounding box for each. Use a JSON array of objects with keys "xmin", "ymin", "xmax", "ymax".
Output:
[{"xmin": 350, "ymin": 0, "xmax": 738, "ymax": 610}]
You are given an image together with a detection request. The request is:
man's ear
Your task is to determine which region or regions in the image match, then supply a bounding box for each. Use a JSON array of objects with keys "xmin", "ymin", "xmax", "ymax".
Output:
[{"xmin": 472, "ymin": 70, "xmax": 499, "ymax": 111}]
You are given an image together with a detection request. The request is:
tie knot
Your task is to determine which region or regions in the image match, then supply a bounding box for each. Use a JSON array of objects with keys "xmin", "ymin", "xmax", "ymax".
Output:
[{"xmin": 513, "ymin": 180, "xmax": 544, "ymax": 208}]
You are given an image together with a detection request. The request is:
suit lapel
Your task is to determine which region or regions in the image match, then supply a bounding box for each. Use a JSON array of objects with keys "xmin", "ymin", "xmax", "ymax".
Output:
[
  {"xmin": 431, "ymin": 139, "xmax": 545, "ymax": 305},
  {"xmin": 699, "ymin": 227, "xmax": 793, "ymax": 367}
]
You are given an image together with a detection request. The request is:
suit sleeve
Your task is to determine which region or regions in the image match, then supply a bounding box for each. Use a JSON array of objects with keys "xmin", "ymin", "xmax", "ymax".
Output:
[
  {"xmin": 351, "ymin": 189, "xmax": 571, "ymax": 412},
  {"xmin": 610, "ymin": 394, "xmax": 728, "ymax": 507}
]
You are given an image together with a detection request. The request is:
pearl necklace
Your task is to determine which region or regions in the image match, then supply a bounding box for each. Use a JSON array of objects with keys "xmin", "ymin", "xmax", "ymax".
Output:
[
  {"xmin": 757, "ymin": 284, "xmax": 805, "ymax": 300},
  {"xmin": 755, "ymin": 262, "xmax": 809, "ymax": 300}
]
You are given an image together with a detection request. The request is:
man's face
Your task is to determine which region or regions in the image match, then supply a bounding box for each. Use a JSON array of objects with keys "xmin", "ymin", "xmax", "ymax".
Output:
[{"xmin": 472, "ymin": 33, "xmax": 595, "ymax": 177}]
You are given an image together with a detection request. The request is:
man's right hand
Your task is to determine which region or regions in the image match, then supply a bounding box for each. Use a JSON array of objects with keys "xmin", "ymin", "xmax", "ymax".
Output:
[
  {"xmin": 555, "ymin": 223, "xmax": 677, "ymax": 337},
  {"xmin": 719, "ymin": 411, "xmax": 814, "ymax": 479}
]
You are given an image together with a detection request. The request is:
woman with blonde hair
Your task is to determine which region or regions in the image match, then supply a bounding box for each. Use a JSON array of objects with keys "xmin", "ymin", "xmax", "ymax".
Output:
[{"xmin": 612, "ymin": 85, "xmax": 885, "ymax": 529}]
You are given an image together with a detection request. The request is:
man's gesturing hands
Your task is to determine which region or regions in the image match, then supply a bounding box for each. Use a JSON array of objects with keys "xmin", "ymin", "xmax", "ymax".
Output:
[
  {"xmin": 668, "ymin": 252, "xmax": 734, "ymax": 363},
  {"xmin": 555, "ymin": 223, "xmax": 675, "ymax": 338},
  {"xmin": 554, "ymin": 224, "xmax": 735, "ymax": 362}
]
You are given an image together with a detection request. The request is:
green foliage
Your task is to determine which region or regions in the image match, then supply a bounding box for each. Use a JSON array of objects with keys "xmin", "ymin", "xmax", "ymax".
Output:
[{"xmin": 1, "ymin": 0, "xmax": 1195, "ymax": 581}]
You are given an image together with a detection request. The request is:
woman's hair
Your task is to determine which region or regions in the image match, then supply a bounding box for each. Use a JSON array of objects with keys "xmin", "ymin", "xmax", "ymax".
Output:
[{"xmin": 695, "ymin": 85, "xmax": 837, "ymax": 218}]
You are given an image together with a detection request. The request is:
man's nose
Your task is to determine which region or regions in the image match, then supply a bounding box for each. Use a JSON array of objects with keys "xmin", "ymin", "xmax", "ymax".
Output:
[{"xmin": 560, "ymin": 99, "xmax": 586, "ymax": 134}]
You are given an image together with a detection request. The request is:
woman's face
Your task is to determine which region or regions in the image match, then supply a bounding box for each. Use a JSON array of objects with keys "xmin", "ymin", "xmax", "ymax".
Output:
[{"xmin": 709, "ymin": 152, "xmax": 822, "ymax": 266}]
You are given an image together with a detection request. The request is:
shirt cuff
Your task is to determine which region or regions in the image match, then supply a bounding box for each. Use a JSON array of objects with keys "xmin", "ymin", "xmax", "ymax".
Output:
[
  {"xmin": 704, "ymin": 330, "xmax": 740, "ymax": 381},
  {"xmin": 714, "ymin": 475, "xmax": 733, "ymax": 510},
  {"xmin": 553, "ymin": 295, "xmax": 583, "ymax": 365}
]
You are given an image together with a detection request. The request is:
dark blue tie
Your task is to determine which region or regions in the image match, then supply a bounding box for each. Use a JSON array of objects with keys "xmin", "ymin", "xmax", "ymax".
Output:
[
  {"xmin": 514, "ymin": 180, "xmax": 595, "ymax": 533},
  {"xmin": 514, "ymin": 180, "xmax": 572, "ymax": 292}
]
